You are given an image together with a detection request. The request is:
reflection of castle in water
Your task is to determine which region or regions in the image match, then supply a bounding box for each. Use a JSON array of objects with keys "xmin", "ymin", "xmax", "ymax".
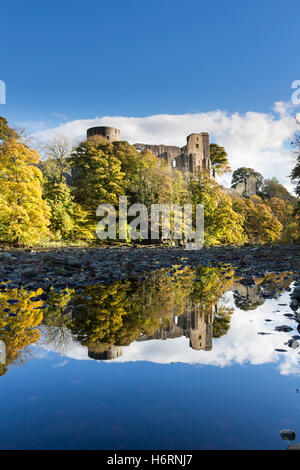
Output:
[
  {"xmin": 137, "ymin": 303, "xmax": 214, "ymax": 351},
  {"xmin": 86, "ymin": 276, "xmax": 292, "ymax": 361},
  {"xmin": 88, "ymin": 345, "xmax": 123, "ymax": 360},
  {"xmin": 87, "ymin": 305, "xmax": 214, "ymax": 361}
]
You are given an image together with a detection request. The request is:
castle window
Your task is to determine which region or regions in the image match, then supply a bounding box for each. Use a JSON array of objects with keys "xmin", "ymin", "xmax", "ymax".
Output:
[{"xmin": 172, "ymin": 159, "xmax": 176, "ymax": 167}]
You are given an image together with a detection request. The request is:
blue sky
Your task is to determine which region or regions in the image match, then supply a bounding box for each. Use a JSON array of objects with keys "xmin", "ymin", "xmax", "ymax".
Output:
[
  {"xmin": 1, "ymin": 0, "xmax": 300, "ymax": 190},
  {"xmin": 1, "ymin": 0, "xmax": 299, "ymax": 125}
]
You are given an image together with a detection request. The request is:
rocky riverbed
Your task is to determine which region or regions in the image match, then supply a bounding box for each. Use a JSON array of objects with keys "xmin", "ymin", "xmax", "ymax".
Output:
[{"xmin": 0, "ymin": 244, "xmax": 299, "ymax": 292}]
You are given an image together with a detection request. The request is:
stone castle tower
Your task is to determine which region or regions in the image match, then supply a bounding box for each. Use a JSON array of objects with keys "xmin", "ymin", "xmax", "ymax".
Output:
[
  {"xmin": 180, "ymin": 132, "xmax": 211, "ymax": 175},
  {"xmin": 87, "ymin": 126, "xmax": 120, "ymax": 142},
  {"xmin": 88, "ymin": 344, "xmax": 123, "ymax": 360},
  {"xmin": 87, "ymin": 126, "xmax": 211, "ymax": 177}
]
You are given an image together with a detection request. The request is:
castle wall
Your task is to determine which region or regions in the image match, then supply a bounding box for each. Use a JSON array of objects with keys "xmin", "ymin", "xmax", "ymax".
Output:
[
  {"xmin": 134, "ymin": 143, "xmax": 181, "ymax": 166},
  {"xmin": 134, "ymin": 132, "xmax": 211, "ymax": 177},
  {"xmin": 233, "ymin": 175, "xmax": 257, "ymax": 197},
  {"xmin": 137, "ymin": 305, "xmax": 214, "ymax": 352}
]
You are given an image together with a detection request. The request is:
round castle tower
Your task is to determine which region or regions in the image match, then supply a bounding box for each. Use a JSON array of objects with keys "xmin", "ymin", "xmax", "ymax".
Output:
[{"xmin": 87, "ymin": 126, "xmax": 120, "ymax": 142}]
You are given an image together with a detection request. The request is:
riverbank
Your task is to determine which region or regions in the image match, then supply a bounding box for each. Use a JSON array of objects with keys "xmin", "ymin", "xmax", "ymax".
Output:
[{"xmin": 0, "ymin": 244, "xmax": 299, "ymax": 292}]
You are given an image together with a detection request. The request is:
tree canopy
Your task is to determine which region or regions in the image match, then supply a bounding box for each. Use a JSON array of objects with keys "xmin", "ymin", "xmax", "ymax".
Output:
[
  {"xmin": 0, "ymin": 138, "xmax": 50, "ymax": 245},
  {"xmin": 209, "ymin": 143, "xmax": 231, "ymax": 177}
]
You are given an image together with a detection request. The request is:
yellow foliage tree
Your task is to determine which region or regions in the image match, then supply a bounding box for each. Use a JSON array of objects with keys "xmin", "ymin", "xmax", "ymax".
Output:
[
  {"xmin": 0, "ymin": 139, "xmax": 50, "ymax": 245},
  {"xmin": 189, "ymin": 177, "xmax": 246, "ymax": 245},
  {"xmin": 232, "ymin": 194, "xmax": 283, "ymax": 244},
  {"xmin": 0, "ymin": 287, "xmax": 44, "ymax": 375}
]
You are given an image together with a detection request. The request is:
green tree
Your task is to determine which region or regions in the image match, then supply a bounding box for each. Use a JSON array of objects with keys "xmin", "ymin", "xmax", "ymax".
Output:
[
  {"xmin": 44, "ymin": 181, "xmax": 75, "ymax": 240},
  {"xmin": 69, "ymin": 138, "xmax": 126, "ymax": 238},
  {"xmin": 261, "ymin": 177, "xmax": 293, "ymax": 201},
  {"xmin": 291, "ymin": 131, "xmax": 300, "ymax": 197},
  {"xmin": 231, "ymin": 167, "xmax": 263, "ymax": 191},
  {"xmin": 44, "ymin": 180, "xmax": 93, "ymax": 241},
  {"xmin": 209, "ymin": 143, "xmax": 231, "ymax": 178},
  {"xmin": 70, "ymin": 138, "xmax": 125, "ymax": 208}
]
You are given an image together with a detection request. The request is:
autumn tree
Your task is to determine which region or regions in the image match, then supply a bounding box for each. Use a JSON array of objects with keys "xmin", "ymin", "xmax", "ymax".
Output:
[
  {"xmin": 261, "ymin": 177, "xmax": 293, "ymax": 201},
  {"xmin": 43, "ymin": 180, "xmax": 91, "ymax": 241},
  {"xmin": 81, "ymin": 138, "xmax": 190, "ymax": 208},
  {"xmin": 69, "ymin": 137, "xmax": 126, "ymax": 238},
  {"xmin": 0, "ymin": 138, "xmax": 50, "ymax": 245},
  {"xmin": 0, "ymin": 287, "xmax": 44, "ymax": 374},
  {"xmin": 232, "ymin": 194, "xmax": 282, "ymax": 244},
  {"xmin": 189, "ymin": 177, "xmax": 246, "ymax": 245},
  {"xmin": 0, "ymin": 116, "xmax": 19, "ymax": 141},
  {"xmin": 209, "ymin": 143, "xmax": 231, "ymax": 178}
]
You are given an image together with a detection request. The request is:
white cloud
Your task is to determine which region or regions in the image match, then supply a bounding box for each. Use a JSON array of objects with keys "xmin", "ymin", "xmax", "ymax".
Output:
[{"xmin": 32, "ymin": 103, "xmax": 300, "ymax": 192}]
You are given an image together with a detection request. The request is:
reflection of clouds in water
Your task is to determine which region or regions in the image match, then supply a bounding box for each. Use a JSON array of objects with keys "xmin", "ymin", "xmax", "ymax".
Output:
[{"xmin": 41, "ymin": 289, "xmax": 300, "ymax": 376}]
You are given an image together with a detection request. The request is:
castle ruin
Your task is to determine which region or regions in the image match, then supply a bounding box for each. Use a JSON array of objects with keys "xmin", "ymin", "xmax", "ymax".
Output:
[
  {"xmin": 87, "ymin": 126, "xmax": 121, "ymax": 142},
  {"xmin": 137, "ymin": 305, "xmax": 214, "ymax": 352},
  {"xmin": 233, "ymin": 175, "xmax": 257, "ymax": 197},
  {"xmin": 87, "ymin": 126, "xmax": 211, "ymax": 177}
]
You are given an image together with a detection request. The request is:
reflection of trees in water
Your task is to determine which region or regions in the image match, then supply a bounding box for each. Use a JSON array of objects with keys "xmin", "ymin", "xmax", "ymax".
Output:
[
  {"xmin": 40, "ymin": 326, "xmax": 76, "ymax": 355},
  {"xmin": 0, "ymin": 287, "xmax": 44, "ymax": 376},
  {"xmin": 213, "ymin": 304, "xmax": 235, "ymax": 338},
  {"xmin": 233, "ymin": 286, "xmax": 265, "ymax": 311},
  {"xmin": 54, "ymin": 265, "xmax": 237, "ymax": 357},
  {"xmin": 39, "ymin": 288, "xmax": 78, "ymax": 354},
  {"xmin": 1, "ymin": 267, "xmax": 293, "ymax": 372},
  {"xmin": 232, "ymin": 273, "xmax": 293, "ymax": 311}
]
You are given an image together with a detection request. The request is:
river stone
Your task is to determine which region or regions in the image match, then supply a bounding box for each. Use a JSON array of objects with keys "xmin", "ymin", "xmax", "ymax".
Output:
[
  {"xmin": 287, "ymin": 443, "xmax": 300, "ymax": 450},
  {"xmin": 290, "ymin": 299, "xmax": 299, "ymax": 312},
  {"xmin": 66, "ymin": 257, "xmax": 82, "ymax": 267},
  {"xmin": 22, "ymin": 268, "xmax": 37, "ymax": 278},
  {"xmin": 292, "ymin": 288, "xmax": 300, "ymax": 301},
  {"xmin": 280, "ymin": 430, "xmax": 296, "ymax": 441},
  {"xmin": 287, "ymin": 339, "xmax": 299, "ymax": 349},
  {"xmin": 275, "ymin": 325, "xmax": 293, "ymax": 332}
]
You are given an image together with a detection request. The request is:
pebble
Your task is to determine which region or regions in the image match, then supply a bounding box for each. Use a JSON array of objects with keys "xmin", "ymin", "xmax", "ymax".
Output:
[
  {"xmin": 280, "ymin": 430, "xmax": 296, "ymax": 441},
  {"xmin": 0, "ymin": 244, "xmax": 298, "ymax": 294},
  {"xmin": 275, "ymin": 325, "xmax": 294, "ymax": 332}
]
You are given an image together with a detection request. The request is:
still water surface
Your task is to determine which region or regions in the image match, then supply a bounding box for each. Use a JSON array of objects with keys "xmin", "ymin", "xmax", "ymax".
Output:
[{"xmin": 0, "ymin": 265, "xmax": 300, "ymax": 449}]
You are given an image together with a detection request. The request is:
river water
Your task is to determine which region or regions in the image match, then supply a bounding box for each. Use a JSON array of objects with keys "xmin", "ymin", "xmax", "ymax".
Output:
[{"xmin": 0, "ymin": 265, "xmax": 299, "ymax": 449}]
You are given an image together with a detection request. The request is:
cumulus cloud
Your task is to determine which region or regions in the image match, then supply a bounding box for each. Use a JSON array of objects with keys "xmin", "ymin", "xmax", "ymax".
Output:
[{"xmin": 32, "ymin": 102, "xmax": 300, "ymax": 192}]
